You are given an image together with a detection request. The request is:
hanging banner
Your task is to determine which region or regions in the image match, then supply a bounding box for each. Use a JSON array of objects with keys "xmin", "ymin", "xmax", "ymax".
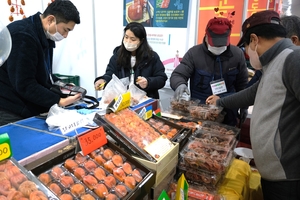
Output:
[
  {"xmin": 274, "ymin": 0, "xmax": 283, "ymax": 14},
  {"xmin": 269, "ymin": 0, "xmax": 275, "ymax": 10},
  {"xmin": 197, "ymin": 0, "xmax": 245, "ymax": 46},
  {"xmin": 247, "ymin": 0, "xmax": 269, "ymax": 17},
  {"xmin": 123, "ymin": 0, "xmax": 190, "ymax": 88},
  {"xmin": 123, "ymin": 0, "xmax": 189, "ymax": 28}
]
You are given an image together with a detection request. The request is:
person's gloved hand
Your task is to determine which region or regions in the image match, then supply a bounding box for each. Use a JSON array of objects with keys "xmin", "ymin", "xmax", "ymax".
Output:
[
  {"xmin": 238, "ymin": 108, "xmax": 248, "ymax": 124},
  {"xmin": 174, "ymin": 84, "xmax": 190, "ymax": 100}
]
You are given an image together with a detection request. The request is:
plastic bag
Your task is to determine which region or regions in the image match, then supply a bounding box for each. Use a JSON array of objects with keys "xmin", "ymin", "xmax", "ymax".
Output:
[
  {"xmin": 128, "ymin": 83, "xmax": 147, "ymax": 106},
  {"xmin": 45, "ymin": 104, "xmax": 88, "ymax": 131},
  {"xmin": 99, "ymin": 74, "xmax": 127, "ymax": 107}
]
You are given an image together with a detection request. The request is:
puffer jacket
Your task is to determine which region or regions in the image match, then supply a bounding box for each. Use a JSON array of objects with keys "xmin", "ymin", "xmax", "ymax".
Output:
[{"xmin": 95, "ymin": 46, "xmax": 167, "ymax": 99}]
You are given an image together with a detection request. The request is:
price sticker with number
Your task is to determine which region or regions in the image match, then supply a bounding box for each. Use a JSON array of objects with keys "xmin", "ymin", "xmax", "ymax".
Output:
[
  {"xmin": 78, "ymin": 126, "xmax": 107, "ymax": 156},
  {"xmin": 0, "ymin": 133, "xmax": 12, "ymax": 161}
]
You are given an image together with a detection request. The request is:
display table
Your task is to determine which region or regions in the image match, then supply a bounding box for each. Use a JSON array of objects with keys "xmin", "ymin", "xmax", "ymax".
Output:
[{"xmin": 0, "ymin": 116, "xmax": 90, "ymax": 168}]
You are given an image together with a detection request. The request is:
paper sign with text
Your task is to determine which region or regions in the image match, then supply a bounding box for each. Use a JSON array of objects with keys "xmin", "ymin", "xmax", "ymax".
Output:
[
  {"xmin": 59, "ymin": 117, "xmax": 88, "ymax": 135},
  {"xmin": 144, "ymin": 135, "xmax": 174, "ymax": 160}
]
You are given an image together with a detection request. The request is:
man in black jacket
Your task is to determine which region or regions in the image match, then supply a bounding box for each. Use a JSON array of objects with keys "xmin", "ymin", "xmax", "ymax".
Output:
[
  {"xmin": 170, "ymin": 17, "xmax": 248, "ymax": 126},
  {"xmin": 0, "ymin": 0, "xmax": 81, "ymax": 126}
]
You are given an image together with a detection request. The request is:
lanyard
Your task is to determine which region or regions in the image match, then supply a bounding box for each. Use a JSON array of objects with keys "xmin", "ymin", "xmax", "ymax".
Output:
[
  {"xmin": 212, "ymin": 56, "xmax": 223, "ymax": 81},
  {"xmin": 44, "ymin": 50, "xmax": 54, "ymax": 84},
  {"xmin": 31, "ymin": 15, "xmax": 53, "ymax": 84}
]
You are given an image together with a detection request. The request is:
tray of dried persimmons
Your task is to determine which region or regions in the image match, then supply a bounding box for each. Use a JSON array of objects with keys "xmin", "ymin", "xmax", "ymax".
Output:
[
  {"xmin": 93, "ymin": 108, "xmax": 177, "ymax": 162},
  {"xmin": 179, "ymin": 136, "xmax": 234, "ymax": 175},
  {"xmin": 31, "ymin": 140, "xmax": 155, "ymax": 200},
  {"xmin": 0, "ymin": 157, "xmax": 58, "ymax": 199},
  {"xmin": 146, "ymin": 115, "xmax": 192, "ymax": 151}
]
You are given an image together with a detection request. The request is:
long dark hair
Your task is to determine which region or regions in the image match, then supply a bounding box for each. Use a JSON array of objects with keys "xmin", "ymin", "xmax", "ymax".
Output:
[{"xmin": 117, "ymin": 22, "xmax": 153, "ymax": 69}]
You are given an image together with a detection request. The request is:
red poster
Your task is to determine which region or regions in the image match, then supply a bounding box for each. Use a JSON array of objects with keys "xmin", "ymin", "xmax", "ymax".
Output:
[
  {"xmin": 247, "ymin": 0, "xmax": 269, "ymax": 17},
  {"xmin": 197, "ymin": 0, "xmax": 244, "ymax": 46},
  {"xmin": 269, "ymin": 0, "xmax": 275, "ymax": 10}
]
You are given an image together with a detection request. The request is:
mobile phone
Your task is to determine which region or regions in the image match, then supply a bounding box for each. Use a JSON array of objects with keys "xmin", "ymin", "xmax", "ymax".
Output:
[{"xmin": 53, "ymin": 81, "xmax": 87, "ymax": 98}]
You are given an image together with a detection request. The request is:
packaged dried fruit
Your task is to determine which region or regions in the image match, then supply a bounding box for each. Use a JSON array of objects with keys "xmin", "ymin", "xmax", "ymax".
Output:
[
  {"xmin": 188, "ymin": 104, "xmax": 223, "ymax": 121},
  {"xmin": 200, "ymin": 120, "xmax": 241, "ymax": 137},
  {"xmin": 170, "ymin": 98, "xmax": 200, "ymax": 112},
  {"xmin": 192, "ymin": 130, "xmax": 237, "ymax": 150},
  {"xmin": 180, "ymin": 140, "xmax": 233, "ymax": 174}
]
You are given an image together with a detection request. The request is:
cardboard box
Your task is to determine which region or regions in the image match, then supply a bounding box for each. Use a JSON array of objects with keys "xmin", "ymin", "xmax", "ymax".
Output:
[
  {"xmin": 131, "ymin": 98, "xmax": 158, "ymax": 114},
  {"xmin": 133, "ymin": 142, "xmax": 179, "ymax": 185},
  {"xmin": 154, "ymin": 154, "xmax": 178, "ymax": 186},
  {"xmin": 150, "ymin": 165, "xmax": 177, "ymax": 200}
]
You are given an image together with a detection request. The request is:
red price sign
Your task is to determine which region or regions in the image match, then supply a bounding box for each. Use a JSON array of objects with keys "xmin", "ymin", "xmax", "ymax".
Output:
[{"xmin": 78, "ymin": 126, "xmax": 107, "ymax": 156}]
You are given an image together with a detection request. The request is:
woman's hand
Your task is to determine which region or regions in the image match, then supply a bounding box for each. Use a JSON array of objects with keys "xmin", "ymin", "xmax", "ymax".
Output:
[
  {"xmin": 59, "ymin": 93, "xmax": 82, "ymax": 107},
  {"xmin": 94, "ymin": 79, "xmax": 106, "ymax": 90},
  {"xmin": 206, "ymin": 95, "xmax": 220, "ymax": 105},
  {"xmin": 136, "ymin": 76, "xmax": 148, "ymax": 89}
]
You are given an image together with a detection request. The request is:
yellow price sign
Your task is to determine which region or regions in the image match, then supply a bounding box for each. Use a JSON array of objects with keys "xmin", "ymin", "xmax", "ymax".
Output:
[
  {"xmin": 0, "ymin": 133, "xmax": 12, "ymax": 161},
  {"xmin": 107, "ymin": 92, "xmax": 131, "ymax": 113}
]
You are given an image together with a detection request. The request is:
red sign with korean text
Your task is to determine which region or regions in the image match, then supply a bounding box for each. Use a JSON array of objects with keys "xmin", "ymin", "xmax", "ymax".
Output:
[
  {"xmin": 247, "ymin": 0, "xmax": 269, "ymax": 17},
  {"xmin": 78, "ymin": 126, "xmax": 107, "ymax": 156},
  {"xmin": 197, "ymin": 0, "xmax": 245, "ymax": 46}
]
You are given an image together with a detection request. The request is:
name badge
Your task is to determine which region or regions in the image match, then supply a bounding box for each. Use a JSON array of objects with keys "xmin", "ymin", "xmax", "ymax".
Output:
[{"xmin": 210, "ymin": 79, "xmax": 227, "ymax": 95}]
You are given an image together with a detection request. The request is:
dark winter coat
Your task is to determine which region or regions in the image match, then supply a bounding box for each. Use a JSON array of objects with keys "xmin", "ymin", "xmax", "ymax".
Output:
[
  {"xmin": 95, "ymin": 46, "xmax": 167, "ymax": 99},
  {"xmin": 0, "ymin": 12, "xmax": 60, "ymax": 118},
  {"xmin": 170, "ymin": 43, "xmax": 248, "ymax": 126}
]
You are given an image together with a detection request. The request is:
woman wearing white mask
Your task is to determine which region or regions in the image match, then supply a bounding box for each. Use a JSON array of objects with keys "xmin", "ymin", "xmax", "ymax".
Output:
[
  {"xmin": 0, "ymin": 0, "xmax": 81, "ymax": 126},
  {"xmin": 94, "ymin": 22, "xmax": 167, "ymax": 99},
  {"xmin": 170, "ymin": 17, "xmax": 248, "ymax": 127}
]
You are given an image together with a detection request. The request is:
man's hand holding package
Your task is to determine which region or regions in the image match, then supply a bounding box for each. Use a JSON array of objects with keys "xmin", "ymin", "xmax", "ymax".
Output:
[{"xmin": 206, "ymin": 95, "xmax": 220, "ymax": 105}]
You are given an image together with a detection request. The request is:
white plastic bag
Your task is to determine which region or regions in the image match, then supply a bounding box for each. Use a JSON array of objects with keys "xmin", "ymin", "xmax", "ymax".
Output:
[
  {"xmin": 99, "ymin": 74, "xmax": 127, "ymax": 107},
  {"xmin": 45, "ymin": 104, "xmax": 88, "ymax": 132}
]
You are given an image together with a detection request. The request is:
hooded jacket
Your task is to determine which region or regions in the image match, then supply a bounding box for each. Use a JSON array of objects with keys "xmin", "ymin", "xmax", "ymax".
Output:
[
  {"xmin": 95, "ymin": 46, "xmax": 167, "ymax": 99},
  {"xmin": 0, "ymin": 12, "xmax": 60, "ymax": 118}
]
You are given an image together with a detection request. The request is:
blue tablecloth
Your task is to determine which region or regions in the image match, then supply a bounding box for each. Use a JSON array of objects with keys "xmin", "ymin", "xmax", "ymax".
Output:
[{"xmin": 0, "ymin": 124, "xmax": 65, "ymax": 161}]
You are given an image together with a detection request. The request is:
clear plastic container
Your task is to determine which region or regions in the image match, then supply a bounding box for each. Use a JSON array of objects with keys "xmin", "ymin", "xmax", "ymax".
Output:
[
  {"xmin": 170, "ymin": 98, "xmax": 200, "ymax": 112},
  {"xmin": 180, "ymin": 139, "xmax": 234, "ymax": 174},
  {"xmin": 200, "ymin": 120, "xmax": 241, "ymax": 137},
  {"xmin": 188, "ymin": 104, "xmax": 223, "ymax": 121},
  {"xmin": 192, "ymin": 130, "xmax": 237, "ymax": 150}
]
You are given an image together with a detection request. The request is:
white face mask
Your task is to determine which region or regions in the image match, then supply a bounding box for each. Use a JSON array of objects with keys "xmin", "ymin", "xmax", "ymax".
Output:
[
  {"xmin": 248, "ymin": 44, "xmax": 262, "ymax": 70},
  {"xmin": 123, "ymin": 41, "xmax": 139, "ymax": 52},
  {"xmin": 46, "ymin": 21, "xmax": 64, "ymax": 42},
  {"xmin": 207, "ymin": 44, "xmax": 227, "ymax": 55}
]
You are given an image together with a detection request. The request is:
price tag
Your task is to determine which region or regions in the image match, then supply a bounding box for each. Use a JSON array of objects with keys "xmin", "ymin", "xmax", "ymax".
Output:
[
  {"xmin": 107, "ymin": 92, "xmax": 131, "ymax": 113},
  {"xmin": 138, "ymin": 105, "xmax": 152, "ymax": 120},
  {"xmin": 78, "ymin": 126, "xmax": 107, "ymax": 156},
  {"xmin": 0, "ymin": 133, "xmax": 12, "ymax": 161}
]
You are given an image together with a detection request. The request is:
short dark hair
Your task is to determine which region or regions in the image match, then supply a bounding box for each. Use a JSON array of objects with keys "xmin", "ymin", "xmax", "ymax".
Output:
[
  {"xmin": 43, "ymin": 0, "xmax": 80, "ymax": 24},
  {"xmin": 242, "ymin": 24, "xmax": 286, "ymax": 46},
  {"xmin": 281, "ymin": 15, "xmax": 300, "ymax": 39},
  {"xmin": 117, "ymin": 22, "xmax": 153, "ymax": 68}
]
